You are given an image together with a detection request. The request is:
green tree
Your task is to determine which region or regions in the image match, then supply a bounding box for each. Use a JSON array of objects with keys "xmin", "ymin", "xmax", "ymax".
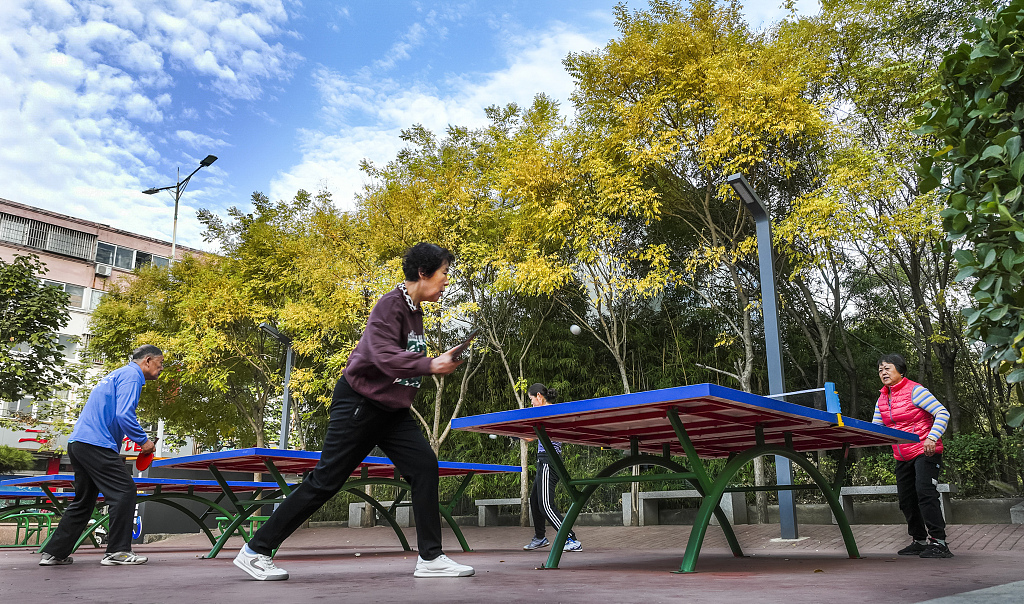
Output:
[
  {"xmin": 916, "ymin": 1, "xmax": 1024, "ymax": 386},
  {"xmin": 0, "ymin": 254, "xmax": 77, "ymax": 402}
]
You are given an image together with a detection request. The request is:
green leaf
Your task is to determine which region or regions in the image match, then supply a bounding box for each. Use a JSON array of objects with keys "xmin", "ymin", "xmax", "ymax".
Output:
[
  {"xmin": 955, "ymin": 266, "xmax": 977, "ymax": 281},
  {"xmin": 981, "ymin": 145, "xmax": 1005, "ymax": 160},
  {"xmin": 1008, "ymin": 406, "xmax": 1024, "ymax": 428},
  {"xmin": 1007, "ymin": 366, "xmax": 1024, "ymax": 383},
  {"xmin": 984, "ymin": 248, "xmax": 998, "ymax": 267}
]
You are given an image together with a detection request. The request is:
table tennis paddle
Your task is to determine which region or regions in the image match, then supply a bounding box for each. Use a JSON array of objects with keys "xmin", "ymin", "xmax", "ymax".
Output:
[
  {"xmin": 136, "ymin": 451, "xmax": 154, "ymax": 471},
  {"xmin": 450, "ymin": 328, "xmax": 481, "ymax": 361}
]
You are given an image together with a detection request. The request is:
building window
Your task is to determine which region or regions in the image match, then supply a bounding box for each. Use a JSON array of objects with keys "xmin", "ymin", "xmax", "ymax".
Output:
[
  {"xmin": 114, "ymin": 246, "xmax": 134, "ymax": 270},
  {"xmin": 0, "ymin": 213, "xmax": 29, "ymax": 245},
  {"xmin": 56, "ymin": 334, "xmax": 79, "ymax": 360},
  {"xmin": 96, "ymin": 241, "xmax": 168, "ymax": 271},
  {"xmin": 42, "ymin": 280, "xmax": 85, "ymax": 309},
  {"xmin": 80, "ymin": 334, "xmax": 105, "ymax": 364},
  {"xmin": 0, "ymin": 212, "xmax": 96, "ymax": 261},
  {"xmin": 90, "ymin": 289, "xmax": 106, "ymax": 311},
  {"xmin": 96, "ymin": 242, "xmax": 115, "ymax": 265}
]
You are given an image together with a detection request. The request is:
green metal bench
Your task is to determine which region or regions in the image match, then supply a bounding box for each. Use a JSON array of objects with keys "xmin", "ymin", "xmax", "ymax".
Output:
[
  {"xmin": 1, "ymin": 512, "xmax": 55, "ymax": 547},
  {"xmin": 216, "ymin": 515, "xmax": 270, "ymax": 538}
]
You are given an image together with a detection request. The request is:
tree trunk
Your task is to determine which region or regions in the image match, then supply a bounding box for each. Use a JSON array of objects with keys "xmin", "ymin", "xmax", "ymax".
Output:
[
  {"xmin": 520, "ymin": 440, "xmax": 531, "ymax": 527},
  {"xmin": 361, "ymin": 484, "xmax": 375, "ymax": 527}
]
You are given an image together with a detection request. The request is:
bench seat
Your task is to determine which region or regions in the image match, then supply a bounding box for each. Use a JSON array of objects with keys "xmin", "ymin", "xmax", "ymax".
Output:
[
  {"xmin": 348, "ymin": 501, "xmax": 412, "ymax": 528},
  {"xmin": 833, "ymin": 484, "xmax": 956, "ymax": 524},
  {"xmin": 474, "ymin": 498, "xmax": 532, "ymax": 527},
  {"xmin": 621, "ymin": 490, "xmax": 748, "ymax": 527}
]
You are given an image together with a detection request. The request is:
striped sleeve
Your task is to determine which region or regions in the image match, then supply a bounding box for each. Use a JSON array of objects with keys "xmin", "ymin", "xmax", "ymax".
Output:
[
  {"xmin": 872, "ymin": 402, "xmax": 883, "ymax": 425},
  {"xmin": 911, "ymin": 385, "xmax": 949, "ymax": 441}
]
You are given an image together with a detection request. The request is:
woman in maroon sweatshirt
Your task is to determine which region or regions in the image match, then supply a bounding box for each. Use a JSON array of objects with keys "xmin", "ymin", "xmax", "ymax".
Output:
[{"xmin": 234, "ymin": 243, "xmax": 475, "ymax": 581}]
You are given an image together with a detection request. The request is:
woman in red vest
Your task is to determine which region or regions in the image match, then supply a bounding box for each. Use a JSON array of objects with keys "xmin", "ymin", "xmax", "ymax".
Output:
[{"xmin": 873, "ymin": 353, "xmax": 952, "ymax": 558}]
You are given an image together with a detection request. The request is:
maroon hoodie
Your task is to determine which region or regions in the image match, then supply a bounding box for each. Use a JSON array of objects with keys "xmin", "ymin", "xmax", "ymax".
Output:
[{"xmin": 343, "ymin": 285, "xmax": 433, "ymax": 410}]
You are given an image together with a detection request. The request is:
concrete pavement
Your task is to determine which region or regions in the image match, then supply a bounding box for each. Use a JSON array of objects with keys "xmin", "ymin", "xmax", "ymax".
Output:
[{"xmin": 3, "ymin": 523, "xmax": 1023, "ymax": 603}]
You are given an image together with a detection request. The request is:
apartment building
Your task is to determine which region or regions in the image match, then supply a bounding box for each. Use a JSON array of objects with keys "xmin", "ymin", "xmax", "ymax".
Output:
[{"xmin": 0, "ymin": 197, "xmax": 196, "ymax": 463}]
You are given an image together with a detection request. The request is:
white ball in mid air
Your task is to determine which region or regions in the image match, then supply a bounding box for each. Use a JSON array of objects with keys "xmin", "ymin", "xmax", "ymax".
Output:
[{"xmin": 569, "ymin": 324, "xmax": 582, "ymax": 336}]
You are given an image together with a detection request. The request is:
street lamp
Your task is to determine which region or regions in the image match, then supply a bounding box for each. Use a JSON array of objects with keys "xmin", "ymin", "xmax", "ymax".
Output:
[
  {"xmin": 727, "ymin": 173, "xmax": 798, "ymax": 539},
  {"xmin": 142, "ymin": 154, "xmax": 218, "ymax": 264},
  {"xmin": 259, "ymin": 322, "xmax": 293, "ymax": 450}
]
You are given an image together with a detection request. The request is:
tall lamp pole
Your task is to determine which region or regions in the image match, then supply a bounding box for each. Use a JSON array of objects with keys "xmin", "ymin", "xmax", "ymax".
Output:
[
  {"xmin": 260, "ymin": 323, "xmax": 293, "ymax": 449},
  {"xmin": 142, "ymin": 154, "xmax": 218, "ymax": 264},
  {"xmin": 141, "ymin": 155, "xmax": 216, "ymax": 458},
  {"xmin": 727, "ymin": 173, "xmax": 798, "ymax": 540}
]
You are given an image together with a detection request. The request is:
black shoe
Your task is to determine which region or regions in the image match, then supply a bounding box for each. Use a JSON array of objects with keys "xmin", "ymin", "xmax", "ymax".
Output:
[
  {"xmin": 897, "ymin": 541, "xmax": 927, "ymax": 555},
  {"xmin": 919, "ymin": 541, "xmax": 954, "ymax": 558}
]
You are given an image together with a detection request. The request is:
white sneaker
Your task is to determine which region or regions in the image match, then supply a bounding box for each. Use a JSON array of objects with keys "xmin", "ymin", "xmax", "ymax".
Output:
[
  {"xmin": 413, "ymin": 554, "xmax": 475, "ymax": 577},
  {"xmin": 100, "ymin": 551, "xmax": 148, "ymax": 565},
  {"xmin": 233, "ymin": 547, "xmax": 289, "ymax": 581},
  {"xmin": 563, "ymin": 537, "xmax": 583, "ymax": 552},
  {"xmin": 39, "ymin": 552, "xmax": 73, "ymax": 566}
]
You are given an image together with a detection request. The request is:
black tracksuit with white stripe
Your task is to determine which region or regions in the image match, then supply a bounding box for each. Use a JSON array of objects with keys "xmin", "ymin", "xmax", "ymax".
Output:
[{"xmin": 530, "ymin": 441, "xmax": 576, "ymax": 542}]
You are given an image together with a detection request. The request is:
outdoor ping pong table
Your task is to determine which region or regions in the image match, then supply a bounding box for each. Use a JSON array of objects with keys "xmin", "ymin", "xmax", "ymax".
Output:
[
  {"xmin": 153, "ymin": 448, "xmax": 520, "ymax": 558},
  {"xmin": 0, "ymin": 474, "xmax": 292, "ymax": 554},
  {"xmin": 451, "ymin": 382, "xmax": 917, "ymax": 572}
]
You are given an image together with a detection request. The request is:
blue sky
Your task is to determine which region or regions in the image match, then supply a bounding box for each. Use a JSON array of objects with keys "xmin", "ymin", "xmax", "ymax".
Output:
[{"xmin": 0, "ymin": 0, "xmax": 819, "ymax": 251}]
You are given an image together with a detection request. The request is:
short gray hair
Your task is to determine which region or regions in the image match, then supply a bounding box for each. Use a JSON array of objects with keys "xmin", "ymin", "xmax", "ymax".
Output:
[{"xmin": 131, "ymin": 344, "xmax": 163, "ymax": 361}]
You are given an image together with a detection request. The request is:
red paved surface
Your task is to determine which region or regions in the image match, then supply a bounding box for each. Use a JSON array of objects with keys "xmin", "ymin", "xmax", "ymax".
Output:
[{"xmin": 3, "ymin": 523, "xmax": 1023, "ymax": 603}]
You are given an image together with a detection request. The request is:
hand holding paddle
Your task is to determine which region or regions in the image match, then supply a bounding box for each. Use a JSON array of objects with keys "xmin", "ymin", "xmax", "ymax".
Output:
[{"xmin": 136, "ymin": 438, "xmax": 158, "ymax": 471}]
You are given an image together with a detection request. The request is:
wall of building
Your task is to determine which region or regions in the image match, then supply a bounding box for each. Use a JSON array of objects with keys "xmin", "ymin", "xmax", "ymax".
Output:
[{"xmin": 0, "ymin": 197, "xmax": 201, "ymax": 463}]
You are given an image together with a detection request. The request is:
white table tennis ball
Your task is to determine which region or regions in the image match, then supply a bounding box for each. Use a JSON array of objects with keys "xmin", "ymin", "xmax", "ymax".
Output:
[{"xmin": 570, "ymin": 324, "xmax": 581, "ymax": 335}]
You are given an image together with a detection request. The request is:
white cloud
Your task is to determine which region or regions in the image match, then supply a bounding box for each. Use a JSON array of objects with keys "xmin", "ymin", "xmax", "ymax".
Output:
[
  {"xmin": 374, "ymin": 21, "xmax": 428, "ymax": 70},
  {"xmin": 0, "ymin": 0, "xmax": 298, "ymax": 247},
  {"xmin": 270, "ymin": 22, "xmax": 597, "ymax": 210},
  {"xmin": 175, "ymin": 130, "xmax": 230, "ymax": 150}
]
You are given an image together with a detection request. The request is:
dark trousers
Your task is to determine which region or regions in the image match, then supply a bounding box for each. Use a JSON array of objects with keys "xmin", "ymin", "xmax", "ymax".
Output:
[
  {"xmin": 895, "ymin": 453, "xmax": 946, "ymax": 542},
  {"xmin": 529, "ymin": 453, "xmax": 575, "ymax": 541},
  {"xmin": 43, "ymin": 441, "xmax": 136, "ymax": 557},
  {"xmin": 249, "ymin": 376, "xmax": 444, "ymax": 559}
]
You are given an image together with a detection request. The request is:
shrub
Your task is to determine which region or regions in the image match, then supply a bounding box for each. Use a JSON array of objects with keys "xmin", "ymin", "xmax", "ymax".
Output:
[{"xmin": 0, "ymin": 445, "xmax": 33, "ymax": 473}]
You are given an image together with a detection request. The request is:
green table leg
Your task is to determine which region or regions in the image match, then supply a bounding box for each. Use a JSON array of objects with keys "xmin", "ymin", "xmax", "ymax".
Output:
[{"xmin": 677, "ymin": 445, "xmax": 860, "ymax": 573}]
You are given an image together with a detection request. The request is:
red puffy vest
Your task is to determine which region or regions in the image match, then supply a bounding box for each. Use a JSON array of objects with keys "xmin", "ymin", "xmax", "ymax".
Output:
[{"xmin": 876, "ymin": 377, "xmax": 943, "ymax": 461}]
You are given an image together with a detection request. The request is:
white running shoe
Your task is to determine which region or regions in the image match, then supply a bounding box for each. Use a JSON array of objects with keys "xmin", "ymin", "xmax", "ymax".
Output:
[
  {"xmin": 233, "ymin": 547, "xmax": 289, "ymax": 581},
  {"xmin": 100, "ymin": 551, "xmax": 148, "ymax": 565},
  {"xmin": 563, "ymin": 537, "xmax": 583, "ymax": 552},
  {"xmin": 413, "ymin": 554, "xmax": 475, "ymax": 577},
  {"xmin": 39, "ymin": 553, "xmax": 73, "ymax": 566}
]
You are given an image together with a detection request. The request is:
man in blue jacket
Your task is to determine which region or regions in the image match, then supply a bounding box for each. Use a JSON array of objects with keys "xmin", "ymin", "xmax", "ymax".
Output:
[{"xmin": 39, "ymin": 345, "xmax": 162, "ymax": 567}]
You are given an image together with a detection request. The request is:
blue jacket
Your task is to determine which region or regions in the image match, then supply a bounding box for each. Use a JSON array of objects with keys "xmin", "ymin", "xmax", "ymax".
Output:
[{"xmin": 69, "ymin": 363, "xmax": 149, "ymax": 452}]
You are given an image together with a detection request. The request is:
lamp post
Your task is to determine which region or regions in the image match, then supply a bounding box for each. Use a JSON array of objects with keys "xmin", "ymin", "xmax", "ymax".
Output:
[
  {"xmin": 142, "ymin": 154, "xmax": 218, "ymax": 264},
  {"xmin": 143, "ymin": 155, "xmax": 216, "ymax": 457},
  {"xmin": 727, "ymin": 173, "xmax": 798, "ymax": 540},
  {"xmin": 260, "ymin": 322, "xmax": 293, "ymax": 449}
]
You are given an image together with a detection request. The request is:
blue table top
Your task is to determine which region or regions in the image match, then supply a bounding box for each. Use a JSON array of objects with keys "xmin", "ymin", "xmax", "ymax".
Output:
[
  {"xmin": 0, "ymin": 474, "xmax": 292, "ymax": 493},
  {"xmin": 153, "ymin": 447, "xmax": 520, "ymax": 476},
  {"xmin": 452, "ymin": 382, "xmax": 917, "ymax": 458}
]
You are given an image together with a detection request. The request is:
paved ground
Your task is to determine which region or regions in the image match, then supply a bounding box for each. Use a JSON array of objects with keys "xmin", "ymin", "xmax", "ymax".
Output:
[{"xmin": 3, "ymin": 523, "xmax": 1024, "ymax": 603}]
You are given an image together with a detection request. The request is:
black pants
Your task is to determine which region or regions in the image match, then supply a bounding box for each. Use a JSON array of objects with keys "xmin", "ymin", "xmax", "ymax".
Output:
[
  {"xmin": 42, "ymin": 441, "xmax": 136, "ymax": 557},
  {"xmin": 895, "ymin": 453, "xmax": 946, "ymax": 542},
  {"xmin": 249, "ymin": 376, "xmax": 444, "ymax": 560},
  {"xmin": 530, "ymin": 453, "xmax": 575, "ymax": 541}
]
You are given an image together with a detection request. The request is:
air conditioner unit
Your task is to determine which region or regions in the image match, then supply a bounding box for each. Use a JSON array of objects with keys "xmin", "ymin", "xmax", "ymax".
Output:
[{"xmin": 95, "ymin": 264, "xmax": 112, "ymax": 277}]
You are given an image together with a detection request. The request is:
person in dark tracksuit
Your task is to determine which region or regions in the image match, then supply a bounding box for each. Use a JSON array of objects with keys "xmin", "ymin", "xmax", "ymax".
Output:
[
  {"xmin": 522, "ymin": 383, "xmax": 582, "ymax": 553},
  {"xmin": 39, "ymin": 345, "xmax": 162, "ymax": 567},
  {"xmin": 233, "ymin": 243, "xmax": 475, "ymax": 581}
]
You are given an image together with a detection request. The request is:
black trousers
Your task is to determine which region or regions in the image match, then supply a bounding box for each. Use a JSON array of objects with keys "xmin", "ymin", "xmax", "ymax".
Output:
[
  {"xmin": 249, "ymin": 376, "xmax": 444, "ymax": 559},
  {"xmin": 529, "ymin": 453, "xmax": 575, "ymax": 541},
  {"xmin": 895, "ymin": 453, "xmax": 946, "ymax": 542},
  {"xmin": 42, "ymin": 441, "xmax": 136, "ymax": 557}
]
